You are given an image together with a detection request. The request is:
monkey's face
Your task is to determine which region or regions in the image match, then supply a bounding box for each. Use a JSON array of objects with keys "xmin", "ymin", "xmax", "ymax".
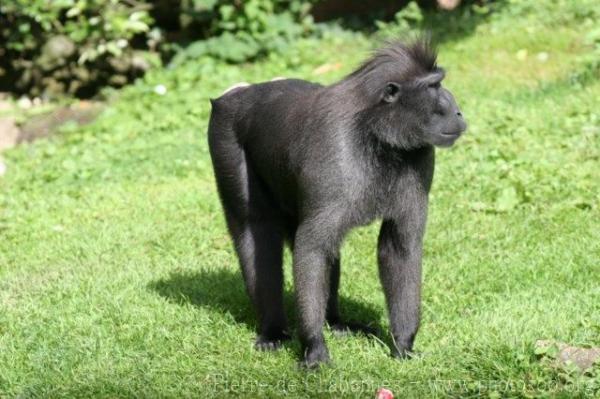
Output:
[
  {"xmin": 420, "ymin": 83, "xmax": 467, "ymax": 148},
  {"xmin": 377, "ymin": 70, "xmax": 467, "ymax": 149}
]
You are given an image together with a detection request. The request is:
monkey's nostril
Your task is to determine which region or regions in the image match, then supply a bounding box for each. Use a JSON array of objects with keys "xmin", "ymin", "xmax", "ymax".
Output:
[{"xmin": 456, "ymin": 111, "xmax": 462, "ymax": 117}]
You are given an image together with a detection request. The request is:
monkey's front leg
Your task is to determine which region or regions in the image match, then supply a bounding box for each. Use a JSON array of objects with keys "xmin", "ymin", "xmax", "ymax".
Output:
[
  {"xmin": 377, "ymin": 214, "xmax": 426, "ymax": 359},
  {"xmin": 293, "ymin": 223, "xmax": 336, "ymax": 368}
]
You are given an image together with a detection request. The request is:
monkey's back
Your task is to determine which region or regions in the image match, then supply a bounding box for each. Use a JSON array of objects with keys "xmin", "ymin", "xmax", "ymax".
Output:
[{"xmin": 209, "ymin": 79, "xmax": 328, "ymax": 220}]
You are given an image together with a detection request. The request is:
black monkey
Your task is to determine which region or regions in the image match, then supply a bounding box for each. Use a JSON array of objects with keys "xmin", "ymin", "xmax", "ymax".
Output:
[{"xmin": 207, "ymin": 39, "xmax": 466, "ymax": 368}]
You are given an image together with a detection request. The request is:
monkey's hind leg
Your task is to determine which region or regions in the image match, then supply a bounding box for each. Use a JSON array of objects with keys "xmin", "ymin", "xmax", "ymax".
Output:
[
  {"xmin": 231, "ymin": 216, "xmax": 290, "ymax": 351},
  {"xmin": 209, "ymin": 129, "xmax": 289, "ymax": 350}
]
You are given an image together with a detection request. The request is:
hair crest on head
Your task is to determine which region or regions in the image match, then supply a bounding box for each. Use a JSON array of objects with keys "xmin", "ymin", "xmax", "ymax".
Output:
[{"xmin": 345, "ymin": 36, "xmax": 439, "ymax": 84}]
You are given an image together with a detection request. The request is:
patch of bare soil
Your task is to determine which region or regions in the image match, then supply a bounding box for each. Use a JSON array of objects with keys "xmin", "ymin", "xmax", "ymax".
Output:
[
  {"xmin": 0, "ymin": 98, "xmax": 103, "ymax": 176},
  {"xmin": 17, "ymin": 101, "xmax": 104, "ymax": 143}
]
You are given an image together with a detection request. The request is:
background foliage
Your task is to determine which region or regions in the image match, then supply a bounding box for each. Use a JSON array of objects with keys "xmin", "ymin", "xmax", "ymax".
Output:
[
  {"xmin": 0, "ymin": 0, "xmax": 511, "ymax": 98},
  {"xmin": 0, "ymin": 0, "xmax": 159, "ymax": 97},
  {"xmin": 172, "ymin": 0, "xmax": 315, "ymax": 63},
  {"xmin": 0, "ymin": 0, "xmax": 316, "ymax": 97}
]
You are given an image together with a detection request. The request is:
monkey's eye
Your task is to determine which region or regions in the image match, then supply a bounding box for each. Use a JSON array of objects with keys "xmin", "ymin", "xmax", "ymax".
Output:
[
  {"xmin": 383, "ymin": 83, "xmax": 400, "ymax": 103},
  {"xmin": 429, "ymin": 82, "xmax": 441, "ymax": 89}
]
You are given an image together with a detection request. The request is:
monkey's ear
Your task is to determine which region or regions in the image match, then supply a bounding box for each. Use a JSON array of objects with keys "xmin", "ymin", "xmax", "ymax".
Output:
[
  {"xmin": 415, "ymin": 70, "xmax": 445, "ymax": 87},
  {"xmin": 382, "ymin": 82, "xmax": 401, "ymax": 103}
]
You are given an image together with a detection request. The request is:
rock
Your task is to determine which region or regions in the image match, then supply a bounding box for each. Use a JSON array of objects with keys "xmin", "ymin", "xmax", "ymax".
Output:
[
  {"xmin": 0, "ymin": 92, "xmax": 11, "ymax": 111},
  {"xmin": 536, "ymin": 340, "xmax": 600, "ymax": 372},
  {"xmin": 131, "ymin": 54, "xmax": 151, "ymax": 71},
  {"xmin": 312, "ymin": 62, "xmax": 342, "ymax": 75},
  {"xmin": 108, "ymin": 74, "xmax": 128, "ymax": 86},
  {"xmin": 221, "ymin": 83, "xmax": 247, "ymax": 95},
  {"xmin": 41, "ymin": 35, "xmax": 76, "ymax": 62},
  {"xmin": 108, "ymin": 56, "xmax": 131, "ymax": 73},
  {"xmin": 0, "ymin": 117, "xmax": 20, "ymax": 151},
  {"xmin": 18, "ymin": 102, "xmax": 104, "ymax": 143},
  {"xmin": 438, "ymin": 0, "xmax": 461, "ymax": 10},
  {"xmin": 17, "ymin": 97, "xmax": 32, "ymax": 109}
]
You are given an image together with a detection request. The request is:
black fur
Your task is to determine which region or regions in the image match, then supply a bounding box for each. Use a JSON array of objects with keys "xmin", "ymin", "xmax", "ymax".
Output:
[{"xmin": 207, "ymin": 38, "xmax": 466, "ymax": 368}]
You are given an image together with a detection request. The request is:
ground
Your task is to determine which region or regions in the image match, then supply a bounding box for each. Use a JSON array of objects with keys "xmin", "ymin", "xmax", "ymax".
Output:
[{"xmin": 0, "ymin": 2, "xmax": 599, "ymax": 398}]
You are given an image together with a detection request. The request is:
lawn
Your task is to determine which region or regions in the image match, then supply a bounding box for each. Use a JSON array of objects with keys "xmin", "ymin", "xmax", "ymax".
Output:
[{"xmin": 1, "ymin": 2, "xmax": 599, "ymax": 398}]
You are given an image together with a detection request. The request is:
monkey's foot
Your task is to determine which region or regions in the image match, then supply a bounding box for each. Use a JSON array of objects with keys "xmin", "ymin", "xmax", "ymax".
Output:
[
  {"xmin": 328, "ymin": 320, "xmax": 378, "ymax": 337},
  {"xmin": 391, "ymin": 347, "xmax": 417, "ymax": 360},
  {"xmin": 300, "ymin": 343, "xmax": 330, "ymax": 369},
  {"xmin": 254, "ymin": 331, "xmax": 290, "ymax": 351}
]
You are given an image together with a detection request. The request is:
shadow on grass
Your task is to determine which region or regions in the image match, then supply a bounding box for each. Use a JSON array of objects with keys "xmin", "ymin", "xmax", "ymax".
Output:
[{"xmin": 148, "ymin": 267, "xmax": 386, "ymax": 340}]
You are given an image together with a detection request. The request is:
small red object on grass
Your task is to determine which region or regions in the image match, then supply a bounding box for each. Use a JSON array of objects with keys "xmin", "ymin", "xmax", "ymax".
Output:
[{"xmin": 375, "ymin": 387, "xmax": 394, "ymax": 399}]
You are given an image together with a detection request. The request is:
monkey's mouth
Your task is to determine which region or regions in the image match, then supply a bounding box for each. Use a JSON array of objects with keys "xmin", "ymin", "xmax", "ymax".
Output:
[
  {"xmin": 432, "ymin": 131, "xmax": 464, "ymax": 147},
  {"xmin": 440, "ymin": 131, "xmax": 462, "ymax": 137}
]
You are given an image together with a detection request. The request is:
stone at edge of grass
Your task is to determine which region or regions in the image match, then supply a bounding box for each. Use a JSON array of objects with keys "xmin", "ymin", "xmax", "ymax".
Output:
[
  {"xmin": 0, "ymin": 117, "xmax": 19, "ymax": 151},
  {"xmin": 535, "ymin": 340, "xmax": 600, "ymax": 372}
]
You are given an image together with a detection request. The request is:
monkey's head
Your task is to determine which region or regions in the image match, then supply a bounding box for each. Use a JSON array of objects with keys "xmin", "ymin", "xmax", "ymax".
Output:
[{"xmin": 350, "ymin": 39, "xmax": 467, "ymax": 150}]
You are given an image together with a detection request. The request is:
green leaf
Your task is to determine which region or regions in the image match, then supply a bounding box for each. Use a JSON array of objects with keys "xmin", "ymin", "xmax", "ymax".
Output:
[
  {"xmin": 66, "ymin": 7, "xmax": 81, "ymax": 18},
  {"xmin": 534, "ymin": 345, "xmax": 548, "ymax": 355},
  {"xmin": 494, "ymin": 186, "xmax": 520, "ymax": 212}
]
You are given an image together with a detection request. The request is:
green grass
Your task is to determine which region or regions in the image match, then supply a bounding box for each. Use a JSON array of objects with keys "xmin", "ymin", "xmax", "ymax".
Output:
[{"xmin": 1, "ymin": 2, "xmax": 600, "ymax": 398}]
